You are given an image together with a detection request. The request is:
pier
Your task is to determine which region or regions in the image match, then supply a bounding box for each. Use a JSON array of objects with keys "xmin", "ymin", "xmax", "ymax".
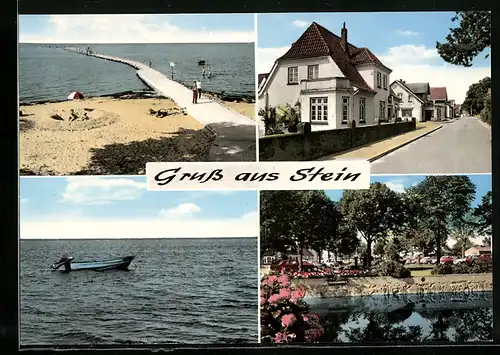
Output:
[{"xmin": 63, "ymin": 47, "xmax": 257, "ymax": 161}]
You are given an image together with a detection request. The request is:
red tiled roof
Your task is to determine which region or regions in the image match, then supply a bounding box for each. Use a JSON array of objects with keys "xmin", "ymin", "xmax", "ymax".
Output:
[
  {"xmin": 258, "ymin": 73, "xmax": 269, "ymax": 85},
  {"xmin": 278, "ymin": 22, "xmax": 387, "ymax": 94},
  {"xmin": 430, "ymin": 87, "xmax": 448, "ymax": 101}
]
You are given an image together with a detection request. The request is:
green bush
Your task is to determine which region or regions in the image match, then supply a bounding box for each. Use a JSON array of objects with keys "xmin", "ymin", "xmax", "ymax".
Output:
[
  {"xmin": 375, "ymin": 260, "xmax": 411, "ymax": 278},
  {"xmin": 431, "ymin": 263, "xmax": 453, "ymax": 275},
  {"xmin": 431, "ymin": 261, "xmax": 492, "ymax": 275}
]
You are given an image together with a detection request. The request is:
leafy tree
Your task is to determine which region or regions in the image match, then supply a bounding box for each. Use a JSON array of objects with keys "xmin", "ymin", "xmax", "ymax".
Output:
[
  {"xmin": 260, "ymin": 190, "xmax": 339, "ymax": 270},
  {"xmin": 472, "ymin": 191, "xmax": 492, "ymax": 236},
  {"xmin": 436, "ymin": 11, "xmax": 491, "ymax": 67},
  {"xmin": 339, "ymin": 182, "xmax": 404, "ymax": 267},
  {"xmin": 373, "ymin": 239, "xmax": 386, "ymax": 258},
  {"xmin": 480, "ymin": 89, "xmax": 491, "ymax": 125},
  {"xmin": 326, "ymin": 216, "xmax": 360, "ymax": 261},
  {"xmin": 449, "ymin": 216, "xmax": 475, "ymax": 257},
  {"xmin": 258, "ymin": 106, "xmax": 281, "ymax": 135},
  {"xmin": 405, "ymin": 176, "xmax": 476, "ymax": 264},
  {"xmin": 462, "ymin": 77, "xmax": 491, "ymax": 115},
  {"xmin": 276, "ymin": 101, "xmax": 301, "ymax": 133}
]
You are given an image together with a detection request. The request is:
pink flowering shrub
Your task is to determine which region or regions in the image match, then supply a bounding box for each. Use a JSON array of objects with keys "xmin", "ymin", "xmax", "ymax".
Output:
[{"xmin": 260, "ymin": 271, "xmax": 325, "ymax": 343}]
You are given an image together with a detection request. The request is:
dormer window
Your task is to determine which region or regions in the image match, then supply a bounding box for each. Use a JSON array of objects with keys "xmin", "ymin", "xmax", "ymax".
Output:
[
  {"xmin": 376, "ymin": 72, "xmax": 381, "ymax": 88},
  {"xmin": 397, "ymin": 93, "xmax": 403, "ymax": 100},
  {"xmin": 288, "ymin": 67, "xmax": 299, "ymax": 84},
  {"xmin": 307, "ymin": 65, "xmax": 319, "ymax": 80}
]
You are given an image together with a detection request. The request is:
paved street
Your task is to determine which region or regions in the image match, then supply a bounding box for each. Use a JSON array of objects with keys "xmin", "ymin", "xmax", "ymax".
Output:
[{"xmin": 371, "ymin": 117, "xmax": 491, "ymax": 174}]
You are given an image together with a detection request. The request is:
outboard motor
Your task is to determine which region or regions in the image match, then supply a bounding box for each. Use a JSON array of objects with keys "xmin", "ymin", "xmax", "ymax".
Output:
[{"xmin": 51, "ymin": 255, "xmax": 74, "ymax": 272}]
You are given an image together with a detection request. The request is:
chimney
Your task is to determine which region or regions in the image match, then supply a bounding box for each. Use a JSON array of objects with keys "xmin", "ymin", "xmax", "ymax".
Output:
[{"xmin": 340, "ymin": 22, "xmax": 348, "ymax": 55}]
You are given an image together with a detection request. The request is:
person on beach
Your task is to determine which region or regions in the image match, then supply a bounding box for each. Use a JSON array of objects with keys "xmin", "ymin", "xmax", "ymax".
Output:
[
  {"xmin": 202, "ymin": 65, "xmax": 206, "ymax": 77},
  {"xmin": 196, "ymin": 80, "xmax": 202, "ymax": 99},
  {"xmin": 149, "ymin": 61, "xmax": 152, "ymax": 68},
  {"xmin": 192, "ymin": 83, "xmax": 198, "ymax": 104}
]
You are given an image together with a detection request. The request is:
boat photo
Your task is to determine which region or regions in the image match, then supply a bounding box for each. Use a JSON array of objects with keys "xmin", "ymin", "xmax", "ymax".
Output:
[{"xmin": 50, "ymin": 254, "xmax": 135, "ymax": 272}]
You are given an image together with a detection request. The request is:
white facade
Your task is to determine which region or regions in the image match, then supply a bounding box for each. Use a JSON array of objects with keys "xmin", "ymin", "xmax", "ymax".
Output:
[
  {"xmin": 259, "ymin": 56, "xmax": 383, "ymax": 132},
  {"xmin": 356, "ymin": 63, "xmax": 391, "ymax": 121},
  {"xmin": 390, "ymin": 81, "xmax": 425, "ymax": 122}
]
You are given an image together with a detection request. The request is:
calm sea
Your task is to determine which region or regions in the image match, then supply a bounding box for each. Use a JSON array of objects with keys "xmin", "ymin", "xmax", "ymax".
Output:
[
  {"xmin": 20, "ymin": 238, "xmax": 258, "ymax": 345},
  {"xmin": 306, "ymin": 291, "xmax": 493, "ymax": 342},
  {"xmin": 19, "ymin": 43, "xmax": 255, "ymax": 103}
]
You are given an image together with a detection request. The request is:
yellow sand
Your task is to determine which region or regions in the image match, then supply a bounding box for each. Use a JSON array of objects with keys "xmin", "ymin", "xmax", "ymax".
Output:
[
  {"xmin": 222, "ymin": 102, "xmax": 256, "ymax": 119},
  {"xmin": 19, "ymin": 97, "xmax": 213, "ymax": 175}
]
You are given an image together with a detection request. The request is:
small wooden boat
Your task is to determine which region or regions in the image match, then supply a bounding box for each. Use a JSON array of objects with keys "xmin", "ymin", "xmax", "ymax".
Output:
[{"xmin": 51, "ymin": 255, "xmax": 135, "ymax": 272}]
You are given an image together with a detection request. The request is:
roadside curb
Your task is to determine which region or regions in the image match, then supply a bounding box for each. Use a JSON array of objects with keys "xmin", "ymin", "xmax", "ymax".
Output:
[
  {"xmin": 475, "ymin": 117, "xmax": 491, "ymax": 132},
  {"xmin": 368, "ymin": 125, "xmax": 443, "ymax": 163}
]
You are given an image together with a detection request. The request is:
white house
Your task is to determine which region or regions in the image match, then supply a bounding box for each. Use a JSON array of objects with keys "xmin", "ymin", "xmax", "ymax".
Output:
[
  {"xmin": 390, "ymin": 80, "xmax": 432, "ymax": 122},
  {"xmin": 258, "ymin": 22, "xmax": 392, "ymax": 134}
]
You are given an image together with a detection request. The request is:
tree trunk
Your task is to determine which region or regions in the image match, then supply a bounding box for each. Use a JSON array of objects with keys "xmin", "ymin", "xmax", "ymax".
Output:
[
  {"xmin": 435, "ymin": 232, "xmax": 442, "ymax": 265},
  {"xmin": 299, "ymin": 246, "xmax": 303, "ymax": 272},
  {"xmin": 366, "ymin": 239, "xmax": 373, "ymax": 268},
  {"xmin": 316, "ymin": 249, "xmax": 322, "ymax": 264}
]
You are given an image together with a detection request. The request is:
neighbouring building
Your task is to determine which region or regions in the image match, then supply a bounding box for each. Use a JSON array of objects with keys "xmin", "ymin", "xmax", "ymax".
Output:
[
  {"xmin": 430, "ymin": 87, "xmax": 450, "ymax": 120},
  {"xmin": 258, "ymin": 22, "xmax": 393, "ymax": 132},
  {"xmin": 388, "ymin": 88, "xmax": 402, "ymax": 119},
  {"xmin": 455, "ymin": 103, "xmax": 462, "ymax": 117},
  {"xmin": 464, "ymin": 246, "xmax": 492, "ymax": 256},
  {"xmin": 390, "ymin": 80, "xmax": 431, "ymax": 122},
  {"xmin": 448, "ymin": 99, "xmax": 456, "ymax": 118}
]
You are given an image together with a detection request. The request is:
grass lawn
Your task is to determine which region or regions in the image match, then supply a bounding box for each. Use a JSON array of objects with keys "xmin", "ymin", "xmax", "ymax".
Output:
[{"xmin": 405, "ymin": 264, "xmax": 435, "ymax": 270}]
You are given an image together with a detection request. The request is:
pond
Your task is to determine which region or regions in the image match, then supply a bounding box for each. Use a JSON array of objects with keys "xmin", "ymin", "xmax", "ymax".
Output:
[{"xmin": 305, "ymin": 291, "xmax": 493, "ymax": 342}]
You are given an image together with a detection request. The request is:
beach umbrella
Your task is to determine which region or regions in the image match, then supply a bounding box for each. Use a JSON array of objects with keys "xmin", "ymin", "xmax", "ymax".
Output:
[{"xmin": 67, "ymin": 91, "xmax": 84, "ymax": 100}]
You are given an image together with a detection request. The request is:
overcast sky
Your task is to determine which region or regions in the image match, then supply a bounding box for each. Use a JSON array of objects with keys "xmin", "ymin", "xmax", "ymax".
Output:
[
  {"xmin": 19, "ymin": 14, "xmax": 255, "ymax": 44},
  {"xmin": 20, "ymin": 176, "xmax": 258, "ymax": 239}
]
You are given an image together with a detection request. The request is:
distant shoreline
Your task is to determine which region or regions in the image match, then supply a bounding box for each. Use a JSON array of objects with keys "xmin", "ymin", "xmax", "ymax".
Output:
[
  {"xmin": 19, "ymin": 89, "xmax": 255, "ymax": 107},
  {"xmin": 21, "ymin": 236, "xmax": 258, "ymax": 241}
]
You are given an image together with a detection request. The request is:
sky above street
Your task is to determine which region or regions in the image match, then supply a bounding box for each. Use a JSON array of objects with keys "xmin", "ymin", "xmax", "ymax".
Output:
[
  {"xmin": 20, "ymin": 177, "xmax": 258, "ymax": 239},
  {"xmin": 18, "ymin": 14, "xmax": 255, "ymax": 44},
  {"xmin": 325, "ymin": 174, "xmax": 492, "ymax": 208},
  {"xmin": 257, "ymin": 12, "xmax": 491, "ymax": 104}
]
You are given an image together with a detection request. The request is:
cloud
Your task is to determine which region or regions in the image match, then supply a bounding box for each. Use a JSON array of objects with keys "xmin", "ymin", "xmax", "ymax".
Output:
[
  {"xmin": 159, "ymin": 203, "xmax": 201, "ymax": 218},
  {"xmin": 60, "ymin": 177, "xmax": 146, "ymax": 205},
  {"xmin": 292, "ymin": 20, "xmax": 310, "ymax": 28},
  {"xmin": 20, "ymin": 211, "xmax": 259, "ymax": 239},
  {"xmin": 378, "ymin": 44, "xmax": 491, "ymax": 104},
  {"xmin": 19, "ymin": 14, "xmax": 255, "ymax": 44},
  {"xmin": 395, "ymin": 30, "xmax": 421, "ymax": 37},
  {"xmin": 384, "ymin": 181, "xmax": 407, "ymax": 193},
  {"xmin": 256, "ymin": 46, "xmax": 291, "ymax": 74},
  {"xmin": 20, "ymin": 198, "xmax": 28, "ymax": 204}
]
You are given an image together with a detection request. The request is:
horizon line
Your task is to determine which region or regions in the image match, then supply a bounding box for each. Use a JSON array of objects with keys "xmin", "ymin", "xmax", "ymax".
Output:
[
  {"xmin": 19, "ymin": 41, "xmax": 255, "ymax": 45},
  {"xmin": 20, "ymin": 236, "xmax": 258, "ymax": 240}
]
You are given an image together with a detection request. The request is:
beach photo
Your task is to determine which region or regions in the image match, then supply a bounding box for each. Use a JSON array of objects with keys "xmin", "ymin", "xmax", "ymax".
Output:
[
  {"xmin": 260, "ymin": 174, "xmax": 492, "ymax": 343},
  {"xmin": 20, "ymin": 176, "xmax": 259, "ymax": 345},
  {"xmin": 256, "ymin": 12, "xmax": 491, "ymax": 174},
  {"xmin": 19, "ymin": 14, "xmax": 257, "ymax": 176}
]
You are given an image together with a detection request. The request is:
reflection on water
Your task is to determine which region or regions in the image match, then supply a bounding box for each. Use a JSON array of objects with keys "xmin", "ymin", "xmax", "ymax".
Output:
[{"xmin": 309, "ymin": 291, "xmax": 493, "ymax": 342}]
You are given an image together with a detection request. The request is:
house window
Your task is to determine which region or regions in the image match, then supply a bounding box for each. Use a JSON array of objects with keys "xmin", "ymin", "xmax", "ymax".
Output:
[
  {"xmin": 376, "ymin": 72, "xmax": 381, "ymax": 88},
  {"xmin": 359, "ymin": 97, "xmax": 366, "ymax": 123},
  {"xmin": 310, "ymin": 97, "xmax": 328, "ymax": 122},
  {"xmin": 307, "ymin": 64, "xmax": 319, "ymax": 80},
  {"xmin": 342, "ymin": 96, "xmax": 350, "ymax": 123},
  {"xmin": 388, "ymin": 96, "xmax": 392, "ymax": 104},
  {"xmin": 408, "ymin": 95, "xmax": 413, "ymax": 103},
  {"xmin": 288, "ymin": 67, "xmax": 298, "ymax": 84},
  {"xmin": 397, "ymin": 93, "xmax": 403, "ymax": 100},
  {"xmin": 402, "ymin": 108, "xmax": 413, "ymax": 117},
  {"xmin": 379, "ymin": 101, "xmax": 386, "ymax": 120},
  {"xmin": 383, "ymin": 75, "xmax": 387, "ymax": 89}
]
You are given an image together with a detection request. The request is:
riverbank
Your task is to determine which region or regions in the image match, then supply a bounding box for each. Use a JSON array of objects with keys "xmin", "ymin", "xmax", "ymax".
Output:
[
  {"xmin": 292, "ymin": 273, "xmax": 492, "ymax": 298},
  {"xmin": 19, "ymin": 92, "xmax": 216, "ymax": 175}
]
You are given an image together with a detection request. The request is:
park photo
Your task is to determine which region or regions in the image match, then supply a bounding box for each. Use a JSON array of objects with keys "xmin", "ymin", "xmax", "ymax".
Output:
[
  {"xmin": 256, "ymin": 12, "xmax": 491, "ymax": 174},
  {"xmin": 260, "ymin": 174, "xmax": 492, "ymax": 343},
  {"xmin": 19, "ymin": 14, "xmax": 257, "ymax": 176}
]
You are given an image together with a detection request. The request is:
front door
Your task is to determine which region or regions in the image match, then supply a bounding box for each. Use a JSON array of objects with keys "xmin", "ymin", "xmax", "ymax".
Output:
[{"xmin": 424, "ymin": 110, "xmax": 432, "ymax": 121}]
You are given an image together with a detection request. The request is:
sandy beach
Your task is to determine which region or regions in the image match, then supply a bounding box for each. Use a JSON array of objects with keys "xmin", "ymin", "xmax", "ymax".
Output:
[
  {"xmin": 222, "ymin": 102, "xmax": 255, "ymax": 119},
  {"xmin": 20, "ymin": 97, "xmax": 217, "ymax": 175}
]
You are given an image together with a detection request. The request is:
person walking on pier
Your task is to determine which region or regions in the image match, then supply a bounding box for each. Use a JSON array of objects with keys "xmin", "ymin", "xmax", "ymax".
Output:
[
  {"xmin": 192, "ymin": 82, "xmax": 198, "ymax": 104},
  {"xmin": 196, "ymin": 80, "xmax": 202, "ymax": 100}
]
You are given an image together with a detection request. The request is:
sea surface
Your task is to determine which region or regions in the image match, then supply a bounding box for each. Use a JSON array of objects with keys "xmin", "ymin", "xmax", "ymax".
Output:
[
  {"xmin": 19, "ymin": 43, "xmax": 255, "ymax": 103},
  {"xmin": 306, "ymin": 291, "xmax": 493, "ymax": 342},
  {"xmin": 20, "ymin": 238, "xmax": 258, "ymax": 345}
]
